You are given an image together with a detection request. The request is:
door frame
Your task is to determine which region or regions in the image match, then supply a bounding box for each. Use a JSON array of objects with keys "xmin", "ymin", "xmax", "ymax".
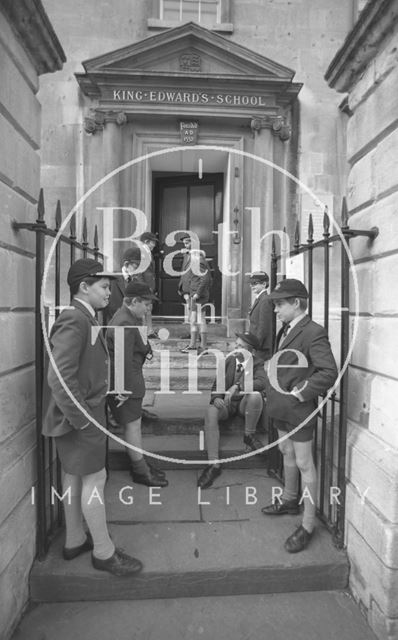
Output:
[{"xmin": 152, "ymin": 171, "xmax": 224, "ymax": 317}]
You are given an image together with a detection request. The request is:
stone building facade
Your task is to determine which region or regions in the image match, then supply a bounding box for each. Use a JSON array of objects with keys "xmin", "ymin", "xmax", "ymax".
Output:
[
  {"xmin": 38, "ymin": 0, "xmax": 356, "ymax": 320},
  {"xmin": 0, "ymin": 2, "xmax": 64, "ymax": 638},
  {"xmin": 2, "ymin": 1, "xmax": 398, "ymax": 639},
  {"xmin": 326, "ymin": 1, "xmax": 398, "ymax": 637}
]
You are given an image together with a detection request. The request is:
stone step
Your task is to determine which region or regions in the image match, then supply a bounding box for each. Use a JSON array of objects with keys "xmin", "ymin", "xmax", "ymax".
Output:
[
  {"xmin": 12, "ymin": 591, "xmax": 378, "ymax": 640},
  {"xmin": 144, "ymin": 369, "xmax": 215, "ymax": 390},
  {"xmin": 29, "ymin": 470, "xmax": 349, "ymax": 604},
  {"xmin": 152, "ymin": 321, "xmax": 228, "ymax": 338},
  {"xmin": 144, "ymin": 350, "xmax": 228, "ymax": 369},
  {"xmin": 134, "ymin": 414, "xmax": 246, "ymax": 435},
  {"xmin": 108, "ymin": 434, "xmax": 273, "ymax": 470}
]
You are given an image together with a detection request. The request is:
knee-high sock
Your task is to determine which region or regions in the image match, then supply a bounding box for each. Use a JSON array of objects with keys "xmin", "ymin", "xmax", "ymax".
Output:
[
  {"xmin": 124, "ymin": 418, "xmax": 144, "ymax": 463},
  {"xmin": 199, "ymin": 331, "xmax": 207, "ymax": 348},
  {"xmin": 81, "ymin": 468, "xmax": 115, "ymax": 560},
  {"xmin": 242, "ymin": 394, "xmax": 263, "ymax": 435},
  {"xmin": 294, "ymin": 441, "xmax": 317, "ymax": 533},
  {"xmin": 189, "ymin": 326, "xmax": 198, "ymax": 347},
  {"xmin": 124, "ymin": 418, "xmax": 149, "ymax": 475},
  {"xmin": 277, "ymin": 433, "xmax": 299, "ymax": 502},
  {"xmin": 62, "ymin": 472, "xmax": 85, "ymax": 549},
  {"xmin": 300, "ymin": 462, "xmax": 317, "ymax": 533},
  {"xmin": 204, "ymin": 405, "xmax": 221, "ymax": 462}
]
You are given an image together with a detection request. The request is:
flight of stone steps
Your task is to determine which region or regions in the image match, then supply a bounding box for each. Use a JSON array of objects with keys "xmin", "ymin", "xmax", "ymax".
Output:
[
  {"xmin": 107, "ymin": 321, "xmax": 269, "ymax": 471},
  {"xmin": 29, "ymin": 321, "xmax": 349, "ymax": 606}
]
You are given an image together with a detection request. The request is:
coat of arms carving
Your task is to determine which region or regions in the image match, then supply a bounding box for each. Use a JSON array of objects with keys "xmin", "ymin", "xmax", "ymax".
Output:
[{"xmin": 179, "ymin": 52, "xmax": 201, "ymax": 72}]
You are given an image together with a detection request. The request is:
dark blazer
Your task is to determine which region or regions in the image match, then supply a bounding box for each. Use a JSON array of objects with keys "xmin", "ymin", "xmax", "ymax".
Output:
[
  {"xmin": 265, "ymin": 315, "xmax": 338, "ymax": 426},
  {"xmin": 104, "ymin": 275, "xmax": 126, "ymax": 324},
  {"xmin": 42, "ymin": 300, "xmax": 109, "ymax": 437},
  {"xmin": 211, "ymin": 353, "xmax": 266, "ymax": 402},
  {"xmin": 248, "ymin": 290, "xmax": 274, "ymax": 359},
  {"xmin": 106, "ymin": 304, "xmax": 151, "ymax": 399},
  {"xmin": 140, "ymin": 253, "xmax": 156, "ymax": 292},
  {"xmin": 178, "ymin": 255, "xmax": 212, "ymax": 302}
]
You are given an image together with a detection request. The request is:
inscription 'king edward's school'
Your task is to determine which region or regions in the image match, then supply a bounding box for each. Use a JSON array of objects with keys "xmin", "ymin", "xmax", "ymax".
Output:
[{"xmin": 112, "ymin": 89, "xmax": 268, "ymax": 107}]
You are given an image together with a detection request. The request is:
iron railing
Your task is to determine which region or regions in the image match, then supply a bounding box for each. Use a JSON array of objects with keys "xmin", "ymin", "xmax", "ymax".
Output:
[
  {"xmin": 266, "ymin": 197, "xmax": 378, "ymax": 547},
  {"xmin": 13, "ymin": 189, "xmax": 103, "ymax": 559},
  {"xmin": 13, "ymin": 189, "xmax": 378, "ymax": 556}
]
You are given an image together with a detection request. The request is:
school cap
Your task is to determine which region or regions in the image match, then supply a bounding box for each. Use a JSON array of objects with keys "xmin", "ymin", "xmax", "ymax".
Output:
[
  {"xmin": 249, "ymin": 271, "xmax": 269, "ymax": 284},
  {"xmin": 67, "ymin": 259, "xmax": 116, "ymax": 289},
  {"xmin": 140, "ymin": 232, "xmax": 158, "ymax": 243},
  {"xmin": 235, "ymin": 331, "xmax": 261, "ymax": 351},
  {"xmin": 125, "ymin": 281, "xmax": 158, "ymax": 300},
  {"xmin": 121, "ymin": 247, "xmax": 141, "ymax": 264},
  {"xmin": 269, "ymin": 279, "xmax": 309, "ymax": 299}
]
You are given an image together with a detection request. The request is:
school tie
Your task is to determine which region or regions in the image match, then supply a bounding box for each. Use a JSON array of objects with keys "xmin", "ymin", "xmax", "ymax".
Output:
[{"xmin": 282, "ymin": 322, "xmax": 291, "ymax": 337}]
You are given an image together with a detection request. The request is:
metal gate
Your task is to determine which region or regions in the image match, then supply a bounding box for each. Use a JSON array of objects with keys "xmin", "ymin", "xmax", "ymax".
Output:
[
  {"xmin": 14, "ymin": 190, "xmax": 377, "ymax": 556},
  {"xmin": 13, "ymin": 189, "xmax": 103, "ymax": 559},
  {"xmin": 266, "ymin": 197, "xmax": 378, "ymax": 547}
]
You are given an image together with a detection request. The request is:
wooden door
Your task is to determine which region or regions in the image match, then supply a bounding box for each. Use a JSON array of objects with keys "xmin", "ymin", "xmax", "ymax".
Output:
[{"xmin": 153, "ymin": 173, "xmax": 223, "ymax": 317}]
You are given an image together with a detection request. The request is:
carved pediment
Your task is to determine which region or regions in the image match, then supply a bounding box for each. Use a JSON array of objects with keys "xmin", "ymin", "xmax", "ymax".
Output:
[
  {"xmin": 75, "ymin": 22, "xmax": 302, "ymax": 114},
  {"xmin": 80, "ymin": 22, "xmax": 295, "ymax": 80}
]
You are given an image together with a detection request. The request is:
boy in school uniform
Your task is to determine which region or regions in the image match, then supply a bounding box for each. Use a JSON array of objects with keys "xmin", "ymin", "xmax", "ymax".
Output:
[
  {"xmin": 179, "ymin": 249, "xmax": 212, "ymax": 353},
  {"xmin": 261, "ymin": 279, "xmax": 338, "ymax": 553},
  {"xmin": 104, "ymin": 247, "xmax": 141, "ymax": 324},
  {"xmin": 197, "ymin": 332, "xmax": 266, "ymax": 489},
  {"xmin": 247, "ymin": 271, "xmax": 274, "ymax": 361},
  {"xmin": 43, "ymin": 258, "xmax": 143, "ymax": 576},
  {"xmin": 106, "ymin": 281, "xmax": 168, "ymax": 488}
]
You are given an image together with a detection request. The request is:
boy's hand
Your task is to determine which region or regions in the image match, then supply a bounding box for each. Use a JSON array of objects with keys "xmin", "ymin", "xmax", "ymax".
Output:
[
  {"xmin": 224, "ymin": 384, "xmax": 239, "ymax": 408},
  {"xmin": 115, "ymin": 394, "xmax": 129, "ymax": 408}
]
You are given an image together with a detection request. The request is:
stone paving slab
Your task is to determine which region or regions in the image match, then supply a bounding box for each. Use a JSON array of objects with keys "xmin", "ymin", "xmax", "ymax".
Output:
[
  {"xmin": 30, "ymin": 470, "xmax": 348, "ymax": 603},
  {"xmin": 12, "ymin": 591, "xmax": 377, "ymax": 640},
  {"xmin": 108, "ymin": 433, "xmax": 268, "ymax": 470},
  {"xmin": 106, "ymin": 470, "xmax": 201, "ymax": 522}
]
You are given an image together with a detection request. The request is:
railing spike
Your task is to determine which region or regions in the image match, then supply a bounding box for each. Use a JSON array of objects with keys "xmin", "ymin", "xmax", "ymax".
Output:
[
  {"xmin": 308, "ymin": 214, "xmax": 314, "ymax": 243},
  {"xmin": 55, "ymin": 200, "xmax": 62, "ymax": 230},
  {"xmin": 94, "ymin": 225, "xmax": 99, "ymax": 250},
  {"xmin": 341, "ymin": 197, "xmax": 349, "ymax": 228},
  {"xmin": 294, "ymin": 219, "xmax": 300, "ymax": 250},
  {"xmin": 69, "ymin": 216, "xmax": 76, "ymax": 240},
  {"xmin": 323, "ymin": 206, "xmax": 330, "ymax": 236},
  {"xmin": 37, "ymin": 189, "xmax": 45, "ymax": 224},
  {"xmin": 82, "ymin": 217, "xmax": 88, "ymax": 244}
]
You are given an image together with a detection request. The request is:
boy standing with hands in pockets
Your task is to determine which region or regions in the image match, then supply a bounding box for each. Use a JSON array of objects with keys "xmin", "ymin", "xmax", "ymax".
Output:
[{"xmin": 43, "ymin": 258, "xmax": 143, "ymax": 576}]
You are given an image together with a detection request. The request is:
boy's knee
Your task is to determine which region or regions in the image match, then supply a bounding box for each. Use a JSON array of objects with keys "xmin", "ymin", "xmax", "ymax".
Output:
[{"xmin": 246, "ymin": 392, "xmax": 263, "ymax": 409}]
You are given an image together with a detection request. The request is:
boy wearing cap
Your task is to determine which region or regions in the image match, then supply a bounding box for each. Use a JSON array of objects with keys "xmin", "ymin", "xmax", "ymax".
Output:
[
  {"xmin": 180, "ymin": 249, "xmax": 212, "ymax": 353},
  {"xmin": 104, "ymin": 247, "xmax": 141, "ymax": 324},
  {"xmin": 248, "ymin": 271, "xmax": 273, "ymax": 361},
  {"xmin": 261, "ymin": 278, "xmax": 338, "ymax": 553},
  {"xmin": 197, "ymin": 332, "xmax": 266, "ymax": 489},
  {"xmin": 43, "ymin": 258, "xmax": 143, "ymax": 576},
  {"xmin": 139, "ymin": 232, "xmax": 158, "ymax": 338},
  {"xmin": 106, "ymin": 282, "xmax": 168, "ymax": 488}
]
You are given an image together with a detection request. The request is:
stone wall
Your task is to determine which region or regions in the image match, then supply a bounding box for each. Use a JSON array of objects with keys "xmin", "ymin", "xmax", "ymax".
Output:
[
  {"xmin": 39, "ymin": 0, "xmax": 356, "ymax": 237},
  {"xmin": 0, "ymin": 2, "xmax": 64, "ymax": 638},
  {"xmin": 326, "ymin": 2, "xmax": 398, "ymax": 638}
]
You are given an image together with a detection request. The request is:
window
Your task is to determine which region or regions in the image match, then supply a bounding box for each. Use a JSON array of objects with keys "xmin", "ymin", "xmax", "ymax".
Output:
[
  {"xmin": 160, "ymin": 0, "xmax": 221, "ymax": 26},
  {"xmin": 148, "ymin": 0, "xmax": 233, "ymax": 33}
]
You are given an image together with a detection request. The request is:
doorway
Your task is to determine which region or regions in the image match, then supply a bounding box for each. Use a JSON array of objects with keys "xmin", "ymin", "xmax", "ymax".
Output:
[{"xmin": 153, "ymin": 173, "xmax": 223, "ymax": 317}]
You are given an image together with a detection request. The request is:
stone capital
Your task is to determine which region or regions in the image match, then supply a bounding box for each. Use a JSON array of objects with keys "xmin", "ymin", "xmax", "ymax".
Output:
[
  {"xmin": 83, "ymin": 109, "xmax": 128, "ymax": 134},
  {"xmin": 250, "ymin": 115, "xmax": 291, "ymax": 141}
]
